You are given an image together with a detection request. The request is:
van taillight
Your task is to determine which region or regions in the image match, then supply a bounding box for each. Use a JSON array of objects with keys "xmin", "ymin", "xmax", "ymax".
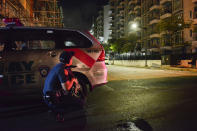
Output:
[
  {"xmin": 0, "ymin": 75, "xmax": 3, "ymax": 85},
  {"xmin": 3, "ymin": 18, "xmax": 23, "ymax": 26},
  {"xmin": 86, "ymin": 31, "xmax": 105, "ymax": 62},
  {"xmin": 97, "ymin": 49, "xmax": 105, "ymax": 62}
]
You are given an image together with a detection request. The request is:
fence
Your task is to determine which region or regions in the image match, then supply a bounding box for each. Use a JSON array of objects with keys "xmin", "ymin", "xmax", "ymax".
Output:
[
  {"xmin": 110, "ymin": 53, "xmax": 161, "ymax": 60},
  {"xmin": 110, "ymin": 53, "xmax": 195, "ymax": 61},
  {"xmin": 108, "ymin": 52, "xmax": 197, "ymax": 67}
]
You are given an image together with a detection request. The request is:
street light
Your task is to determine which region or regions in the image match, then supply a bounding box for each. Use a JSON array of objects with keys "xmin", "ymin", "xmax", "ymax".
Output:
[
  {"xmin": 143, "ymin": 27, "xmax": 148, "ymax": 67},
  {"xmin": 131, "ymin": 23, "xmax": 138, "ymax": 30},
  {"xmin": 130, "ymin": 22, "xmax": 138, "ymax": 31},
  {"xmin": 130, "ymin": 22, "xmax": 147, "ymax": 67}
]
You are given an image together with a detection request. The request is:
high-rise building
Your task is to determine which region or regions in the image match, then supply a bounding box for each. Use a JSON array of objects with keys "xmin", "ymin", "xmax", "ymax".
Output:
[
  {"xmin": 94, "ymin": 9, "xmax": 104, "ymax": 41},
  {"xmin": 93, "ymin": 5, "xmax": 112, "ymax": 43},
  {"xmin": 141, "ymin": 0, "xmax": 160, "ymax": 55},
  {"xmin": 159, "ymin": 0, "xmax": 196, "ymax": 55},
  {"xmin": 109, "ymin": 0, "xmax": 197, "ymax": 56},
  {"xmin": 189, "ymin": 0, "xmax": 197, "ymax": 53},
  {"xmin": 104, "ymin": 5, "xmax": 112, "ymax": 43},
  {"xmin": 109, "ymin": 0, "xmax": 126, "ymax": 39}
]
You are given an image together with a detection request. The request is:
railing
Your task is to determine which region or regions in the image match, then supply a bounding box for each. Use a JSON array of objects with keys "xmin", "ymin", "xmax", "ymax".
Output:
[
  {"xmin": 192, "ymin": 0, "xmax": 197, "ymax": 3},
  {"xmin": 128, "ymin": 0, "xmax": 136, "ymax": 5},
  {"xmin": 161, "ymin": 42, "xmax": 172, "ymax": 46},
  {"xmin": 111, "ymin": 53, "xmax": 161, "ymax": 60},
  {"xmin": 160, "ymin": 0, "xmax": 172, "ymax": 5},
  {"xmin": 160, "ymin": 9, "xmax": 172, "ymax": 16},
  {"xmin": 193, "ymin": 34, "xmax": 197, "ymax": 41}
]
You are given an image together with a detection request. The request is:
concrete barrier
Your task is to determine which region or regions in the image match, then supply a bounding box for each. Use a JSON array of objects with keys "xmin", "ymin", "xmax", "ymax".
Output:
[
  {"xmin": 179, "ymin": 60, "xmax": 192, "ymax": 68},
  {"xmin": 108, "ymin": 60, "xmax": 161, "ymax": 67}
]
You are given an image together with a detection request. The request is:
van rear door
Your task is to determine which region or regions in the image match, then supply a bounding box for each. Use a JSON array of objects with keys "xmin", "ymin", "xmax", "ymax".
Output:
[
  {"xmin": 1, "ymin": 28, "xmax": 59, "ymax": 90},
  {"xmin": 1, "ymin": 28, "xmax": 94, "ymax": 89}
]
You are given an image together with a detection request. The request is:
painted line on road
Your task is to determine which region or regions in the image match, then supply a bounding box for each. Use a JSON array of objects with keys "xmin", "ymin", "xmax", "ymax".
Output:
[
  {"xmin": 104, "ymin": 85, "xmax": 115, "ymax": 91},
  {"xmin": 132, "ymin": 86, "xmax": 149, "ymax": 89}
]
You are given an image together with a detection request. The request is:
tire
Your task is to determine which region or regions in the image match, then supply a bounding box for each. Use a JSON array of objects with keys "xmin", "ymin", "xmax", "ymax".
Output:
[{"xmin": 71, "ymin": 76, "xmax": 88, "ymax": 104}]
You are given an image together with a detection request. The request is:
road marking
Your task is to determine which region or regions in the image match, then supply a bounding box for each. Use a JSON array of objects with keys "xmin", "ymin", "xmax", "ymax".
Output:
[
  {"xmin": 132, "ymin": 86, "xmax": 149, "ymax": 89},
  {"xmin": 104, "ymin": 85, "xmax": 114, "ymax": 91}
]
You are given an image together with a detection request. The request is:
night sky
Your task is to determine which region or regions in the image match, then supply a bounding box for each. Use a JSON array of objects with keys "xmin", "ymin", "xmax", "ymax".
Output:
[{"xmin": 60, "ymin": 0, "xmax": 108, "ymax": 30}]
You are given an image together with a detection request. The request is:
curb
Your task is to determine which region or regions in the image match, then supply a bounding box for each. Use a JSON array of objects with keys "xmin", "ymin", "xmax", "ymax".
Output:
[
  {"xmin": 161, "ymin": 66, "xmax": 197, "ymax": 72},
  {"xmin": 107, "ymin": 64, "xmax": 197, "ymax": 72}
]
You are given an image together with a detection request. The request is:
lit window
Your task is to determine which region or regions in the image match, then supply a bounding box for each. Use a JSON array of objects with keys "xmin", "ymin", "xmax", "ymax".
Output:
[
  {"xmin": 190, "ymin": 11, "xmax": 192, "ymax": 19},
  {"xmin": 190, "ymin": 30, "xmax": 193, "ymax": 37}
]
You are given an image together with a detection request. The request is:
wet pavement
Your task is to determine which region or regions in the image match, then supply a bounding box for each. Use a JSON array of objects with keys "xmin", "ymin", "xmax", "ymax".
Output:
[{"xmin": 1, "ymin": 65, "xmax": 197, "ymax": 131}]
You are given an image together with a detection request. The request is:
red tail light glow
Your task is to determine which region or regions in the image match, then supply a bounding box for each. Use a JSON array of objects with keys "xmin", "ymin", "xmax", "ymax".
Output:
[
  {"xmin": 3, "ymin": 18, "xmax": 23, "ymax": 26},
  {"xmin": 97, "ymin": 45, "xmax": 105, "ymax": 62},
  {"xmin": 86, "ymin": 31, "xmax": 106, "ymax": 62},
  {"xmin": 0, "ymin": 75, "xmax": 3, "ymax": 85},
  {"xmin": 97, "ymin": 49, "xmax": 105, "ymax": 61}
]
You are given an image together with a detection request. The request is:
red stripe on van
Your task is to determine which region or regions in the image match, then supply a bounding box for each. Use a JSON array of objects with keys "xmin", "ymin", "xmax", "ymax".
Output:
[{"xmin": 64, "ymin": 48, "xmax": 96, "ymax": 68}]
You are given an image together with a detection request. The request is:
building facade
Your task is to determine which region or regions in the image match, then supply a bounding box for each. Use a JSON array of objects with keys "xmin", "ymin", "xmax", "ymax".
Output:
[
  {"xmin": 93, "ymin": 9, "xmax": 104, "ymax": 41},
  {"xmin": 0, "ymin": 0, "xmax": 63, "ymax": 27},
  {"xmin": 109, "ymin": 0, "xmax": 126, "ymax": 39},
  {"xmin": 34, "ymin": 0, "xmax": 63, "ymax": 27},
  {"xmin": 104, "ymin": 5, "xmax": 112, "ymax": 43},
  {"xmin": 109, "ymin": 0, "xmax": 197, "ymax": 56},
  {"xmin": 93, "ymin": 5, "xmax": 112, "ymax": 43}
]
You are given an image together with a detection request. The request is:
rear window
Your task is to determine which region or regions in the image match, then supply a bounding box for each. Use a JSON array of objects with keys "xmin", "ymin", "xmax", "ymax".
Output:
[
  {"xmin": 55, "ymin": 30, "xmax": 92, "ymax": 48},
  {"xmin": 12, "ymin": 40, "xmax": 55, "ymax": 50},
  {"xmin": 0, "ymin": 28, "xmax": 92, "ymax": 51}
]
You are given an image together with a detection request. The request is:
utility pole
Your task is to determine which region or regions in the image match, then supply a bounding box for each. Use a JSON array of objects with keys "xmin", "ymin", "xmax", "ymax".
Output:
[
  {"xmin": 142, "ymin": 27, "xmax": 148, "ymax": 67},
  {"xmin": 145, "ymin": 41, "xmax": 147, "ymax": 67}
]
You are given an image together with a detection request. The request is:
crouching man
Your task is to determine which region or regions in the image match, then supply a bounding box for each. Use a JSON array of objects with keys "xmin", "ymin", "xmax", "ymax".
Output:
[{"xmin": 43, "ymin": 51, "xmax": 81, "ymax": 122}]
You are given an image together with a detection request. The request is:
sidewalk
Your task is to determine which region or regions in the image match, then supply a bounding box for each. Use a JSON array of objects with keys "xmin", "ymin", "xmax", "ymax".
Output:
[
  {"xmin": 108, "ymin": 64, "xmax": 197, "ymax": 72},
  {"xmin": 160, "ymin": 65, "xmax": 197, "ymax": 72}
]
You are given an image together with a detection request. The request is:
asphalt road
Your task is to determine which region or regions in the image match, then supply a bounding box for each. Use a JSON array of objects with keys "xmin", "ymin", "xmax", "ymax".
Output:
[
  {"xmin": 1, "ymin": 65, "xmax": 197, "ymax": 131},
  {"xmin": 87, "ymin": 65, "xmax": 197, "ymax": 131}
]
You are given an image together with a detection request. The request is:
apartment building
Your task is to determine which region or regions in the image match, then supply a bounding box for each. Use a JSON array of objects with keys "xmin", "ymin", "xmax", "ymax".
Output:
[
  {"xmin": 160, "ymin": 0, "xmax": 196, "ymax": 55},
  {"xmin": 191, "ymin": 0, "xmax": 197, "ymax": 53},
  {"xmin": 93, "ymin": 9, "xmax": 104, "ymax": 41},
  {"xmin": 141, "ymin": 0, "xmax": 160, "ymax": 55},
  {"xmin": 0, "ymin": 0, "xmax": 63, "ymax": 27},
  {"xmin": 104, "ymin": 5, "xmax": 112, "ymax": 43},
  {"xmin": 109, "ymin": 0, "xmax": 142, "ymax": 50},
  {"xmin": 109, "ymin": 0, "xmax": 197, "ymax": 56},
  {"xmin": 109, "ymin": 0, "xmax": 126, "ymax": 39},
  {"xmin": 93, "ymin": 5, "xmax": 112, "ymax": 43}
]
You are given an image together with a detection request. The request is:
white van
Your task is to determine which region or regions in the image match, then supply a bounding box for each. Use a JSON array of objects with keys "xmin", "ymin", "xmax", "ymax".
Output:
[{"xmin": 0, "ymin": 26, "xmax": 107, "ymax": 99}]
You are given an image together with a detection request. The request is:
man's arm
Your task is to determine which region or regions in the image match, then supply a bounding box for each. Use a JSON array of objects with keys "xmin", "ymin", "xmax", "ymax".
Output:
[
  {"xmin": 58, "ymin": 67, "xmax": 78, "ymax": 93},
  {"xmin": 61, "ymin": 78, "xmax": 78, "ymax": 91}
]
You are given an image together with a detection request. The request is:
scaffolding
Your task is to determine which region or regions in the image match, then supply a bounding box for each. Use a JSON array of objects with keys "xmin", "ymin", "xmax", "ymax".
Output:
[
  {"xmin": 33, "ymin": 0, "xmax": 63, "ymax": 27},
  {"xmin": 0, "ymin": 0, "xmax": 34, "ymax": 26},
  {"xmin": 0, "ymin": 0, "xmax": 63, "ymax": 27}
]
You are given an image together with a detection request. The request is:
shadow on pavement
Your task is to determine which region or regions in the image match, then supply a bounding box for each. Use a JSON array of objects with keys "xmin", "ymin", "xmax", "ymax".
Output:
[
  {"xmin": 0, "ymin": 93, "xmax": 87, "ymax": 131},
  {"xmin": 116, "ymin": 118, "xmax": 153, "ymax": 131}
]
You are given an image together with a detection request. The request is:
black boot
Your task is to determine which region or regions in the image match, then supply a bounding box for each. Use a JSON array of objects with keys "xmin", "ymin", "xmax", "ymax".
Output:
[{"xmin": 56, "ymin": 112, "xmax": 64, "ymax": 122}]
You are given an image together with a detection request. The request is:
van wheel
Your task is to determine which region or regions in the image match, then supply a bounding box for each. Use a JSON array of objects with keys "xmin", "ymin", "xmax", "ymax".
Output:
[{"xmin": 71, "ymin": 76, "xmax": 88, "ymax": 104}]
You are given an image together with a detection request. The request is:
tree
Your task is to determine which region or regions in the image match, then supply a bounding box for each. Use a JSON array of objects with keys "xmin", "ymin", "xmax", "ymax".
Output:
[
  {"xmin": 102, "ymin": 43, "xmax": 111, "ymax": 53},
  {"xmin": 109, "ymin": 38, "xmax": 125, "ymax": 53},
  {"xmin": 156, "ymin": 15, "xmax": 191, "ymax": 47},
  {"xmin": 108, "ymin": 33, "xmax": 139, "ymax": 54},
  {"xmin": 122, "ymin": 33, "xmax": 139, "ymax": 53}
]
